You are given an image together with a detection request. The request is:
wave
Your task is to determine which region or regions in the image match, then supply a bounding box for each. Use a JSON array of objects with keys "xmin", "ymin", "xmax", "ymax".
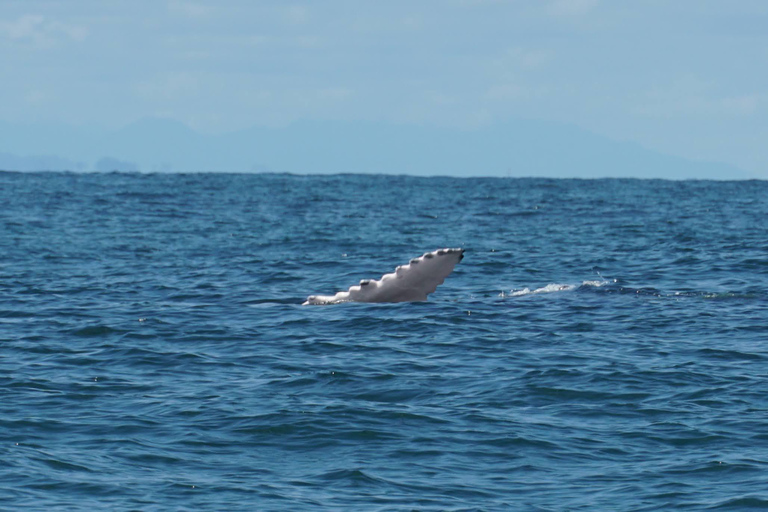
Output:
[
  {"xmin": 499, "ymin": 278, "xmax": 763, "ymax": 302},
  {"xmin": 501, "ymin": 279, "xmax": 614, "ymax": 298}
]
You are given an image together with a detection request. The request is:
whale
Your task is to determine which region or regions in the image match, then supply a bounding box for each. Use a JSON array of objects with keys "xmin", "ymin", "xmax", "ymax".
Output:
[{"xmin": 303, "ymin": 248, "xmax": 465, "ymax": 305}]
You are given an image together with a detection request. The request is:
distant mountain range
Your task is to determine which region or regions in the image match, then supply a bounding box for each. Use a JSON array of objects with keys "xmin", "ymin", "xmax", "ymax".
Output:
[{"xmin": 0, "ymin": 117, "xmax": 753, "ymax": 179}]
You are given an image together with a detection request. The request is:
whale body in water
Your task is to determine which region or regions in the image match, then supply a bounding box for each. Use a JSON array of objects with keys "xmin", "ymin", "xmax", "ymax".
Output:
[{"xmin": 303, "ymin": 248, "xmax": 465, "ymax": 305}]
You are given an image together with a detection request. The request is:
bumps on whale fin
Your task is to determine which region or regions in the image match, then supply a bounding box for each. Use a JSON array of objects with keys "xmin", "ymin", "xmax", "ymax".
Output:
[{"xmin": 304, "ymin": 247, "xmax": 465, "ymax": 305}]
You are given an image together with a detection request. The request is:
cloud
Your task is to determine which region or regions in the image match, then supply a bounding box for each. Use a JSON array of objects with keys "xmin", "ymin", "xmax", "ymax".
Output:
[
  {"xmin": 134, "ymin": 72, "xmax": 201, "ymax": 102},
  {"xmin": 547, "ymin": 0, "xmax": 599, "ymax": 16},
  {"xmin": 0, "ymin": 14, "xmax": 44, "ymax": 39},
  {"xmin": 286, "ymin": 5, "xmax": 309, "ymax": 24},
  {"xmin": 632, "ymin": 78, "xmax": 764, "ymax": 119},
  {"xmin": 455, "ymin": 0, "xmax": 509, "ymax": 5},
  {"xmin": 0, "ymin": 14, "xmax": 87, "ymax": 46},
  {"xmin": 485, "ymin": 83, "xmax": 526, "ymax": 101},
  {"xmin": 722, "ymin": 95, "xmax": 760, "ymax": 116},
  {"xmin": 167, "ymin": 0, "xmax": 213, "ymax": 19},
  {"xmin": 494, "ymin": 46, "xmax": 551, "ymax": 69},
  {"xmin": 484, "ymin": 47, "xmax": 551, "ymax": 103},
  {"xmin": 401, "ymin": 16, "xmax": 422, "ymax": 30},
  {"xmin": 318, "ymin": 87, "xmax": 353, "ymax": 101},
  {"xmin": 429, "ymin": 92, "xmax": 457, "ymax": 105},
  {"xmin": 24, "ymin": 89, "xmax": 53, "ymax": 106}
]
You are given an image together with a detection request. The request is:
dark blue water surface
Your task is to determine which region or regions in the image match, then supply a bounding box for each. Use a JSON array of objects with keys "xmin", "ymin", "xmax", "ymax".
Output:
[{"xmin": 2, "ymin": 172, "xmax": 768, "ymax": 511}]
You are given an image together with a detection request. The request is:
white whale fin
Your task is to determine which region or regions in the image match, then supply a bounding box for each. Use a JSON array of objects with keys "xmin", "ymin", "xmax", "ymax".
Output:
[{"xmin": 303, "ymin": 248, "xmax": 465, "ymax": 305}]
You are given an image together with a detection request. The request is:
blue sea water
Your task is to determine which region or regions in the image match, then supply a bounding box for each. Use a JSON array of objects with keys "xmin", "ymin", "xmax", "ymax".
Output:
[{"xmin": 1, "ymin": 172, "xmax": 768, "ymax": 511}]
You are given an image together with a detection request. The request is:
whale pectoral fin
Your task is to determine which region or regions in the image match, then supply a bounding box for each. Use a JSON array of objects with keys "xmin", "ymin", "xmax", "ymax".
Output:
[{"xmin": 303, "ymin": 248, "xmax": 464, "ymax": 305}]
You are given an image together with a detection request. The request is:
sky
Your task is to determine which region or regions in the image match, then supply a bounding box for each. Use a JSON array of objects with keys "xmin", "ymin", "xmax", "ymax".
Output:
[{"xmin": 1, "ymin": 0, "xmax": 767, "ymax": 177}]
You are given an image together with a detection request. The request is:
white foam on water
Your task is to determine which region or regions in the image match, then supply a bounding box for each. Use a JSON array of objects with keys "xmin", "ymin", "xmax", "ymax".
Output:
[
  {"xmin": 581, "ymin": 278, "xmax": 615, "ymax": 288},
  {"xmin": 501, "ymin": 278, "xmax": 616, "ymax": 298},
  {"xmin": 502, "ymin": 283, "xmax": 576, "ymax": 297}
]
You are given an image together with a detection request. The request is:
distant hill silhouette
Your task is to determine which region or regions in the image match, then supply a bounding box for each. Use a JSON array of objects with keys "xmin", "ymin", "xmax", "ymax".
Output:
[{"xmin": 0, "ymin": 117, "xmax": 752, "ymax": 179}]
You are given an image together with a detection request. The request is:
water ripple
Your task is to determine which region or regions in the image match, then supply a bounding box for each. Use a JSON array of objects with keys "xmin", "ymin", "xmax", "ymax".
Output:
[{"xmin": 2, "ymin": 173, "xmax": 768, "ymax": 510}]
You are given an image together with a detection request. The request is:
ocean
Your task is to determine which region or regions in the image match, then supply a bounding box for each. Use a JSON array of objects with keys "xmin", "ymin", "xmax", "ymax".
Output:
[{"xmin": 2, "ymin": 172, "xmax": 767, "ymax": 510}]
